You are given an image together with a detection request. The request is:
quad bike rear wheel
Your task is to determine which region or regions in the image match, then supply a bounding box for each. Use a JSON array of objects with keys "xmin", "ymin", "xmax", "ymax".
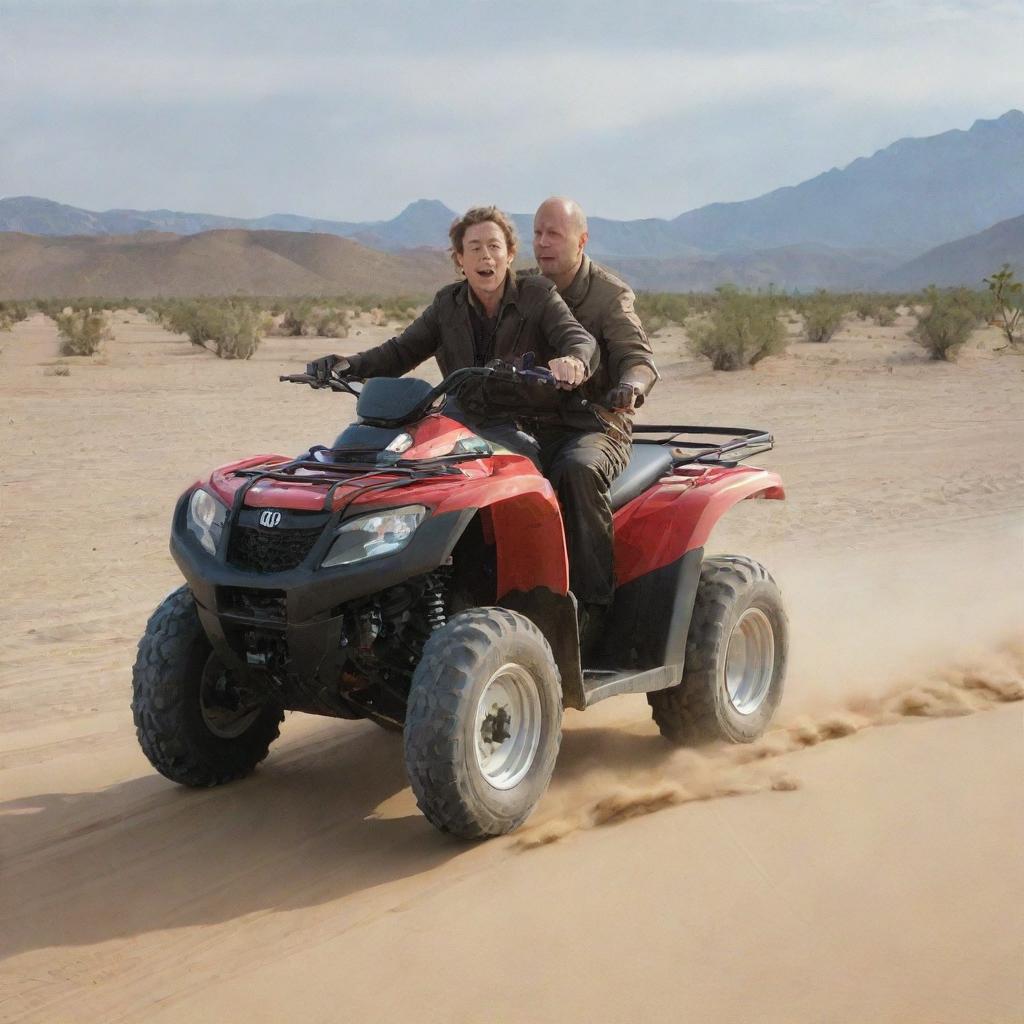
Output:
[
  {"xmin": 404, "ymin": 608, "xmax": 562, "ymax": 839},
  {"xmin": 648, "ymin": 556, "xmax": 787, "ymax": 745},
  {"xmin": 132, "ymin": 586, "xmax": 284, "ymax": 786}
]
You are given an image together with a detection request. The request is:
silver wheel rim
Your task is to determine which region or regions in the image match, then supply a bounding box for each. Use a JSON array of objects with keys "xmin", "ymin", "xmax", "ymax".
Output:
[
  {"xmin": 724, "ymin": 607, "xmax": 775, "ymax": 715},
  {"xmin": 200, "ymin": 657, "xmax": 263, "ymax": 739},
  {"xmin": 474, "ymin": 663, "xmax": 542, "ymax": 790}
]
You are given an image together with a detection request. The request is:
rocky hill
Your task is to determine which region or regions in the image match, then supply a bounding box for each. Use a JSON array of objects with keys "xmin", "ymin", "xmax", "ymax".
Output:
[
  {"xmin": 0, "ymin": 229, "xmax": 453, "ymax": 299},
  {"xmin": 885, "ymin": 213, "xmax": 1024, "ymax": 289}
]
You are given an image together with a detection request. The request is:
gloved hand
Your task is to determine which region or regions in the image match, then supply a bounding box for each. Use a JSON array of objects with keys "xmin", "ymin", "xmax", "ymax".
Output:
[
  {"xmin": 305, "ymin": 354, "xmax": 347, "ymax": 381},
  {"xmin": 604, "ymin": 383, "xmax": 643, "ymax": 411}
]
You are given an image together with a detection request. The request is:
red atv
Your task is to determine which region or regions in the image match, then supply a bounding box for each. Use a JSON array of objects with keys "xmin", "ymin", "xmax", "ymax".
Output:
[{"xmin": 132, "ymin": 365, "xmax": 787, "ymax": 838}]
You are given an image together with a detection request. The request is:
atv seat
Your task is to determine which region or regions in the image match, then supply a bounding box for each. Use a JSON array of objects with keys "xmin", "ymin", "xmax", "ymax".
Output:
[{"xmin": 609, "ymin": 444, "xmax": 674, "ymax": 511}]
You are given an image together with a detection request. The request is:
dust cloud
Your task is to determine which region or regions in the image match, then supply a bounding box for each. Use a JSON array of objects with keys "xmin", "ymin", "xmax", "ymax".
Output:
[{"xmin": 519, "ymin": 528, "xmax": 1024, "ymax": 849}]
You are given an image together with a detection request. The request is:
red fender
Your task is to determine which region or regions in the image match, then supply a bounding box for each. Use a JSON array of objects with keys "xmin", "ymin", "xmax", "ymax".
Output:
[
  {"xmin": 200, "ymin": 413, "xmax": 570, "ymax": 597},
  {"xmin": 431, "ymin": 456, "xmax": 569, "ymax": 597},
  {"xmin": 613, "ymin": 465, "xmax": 785, "ymax": 587}
]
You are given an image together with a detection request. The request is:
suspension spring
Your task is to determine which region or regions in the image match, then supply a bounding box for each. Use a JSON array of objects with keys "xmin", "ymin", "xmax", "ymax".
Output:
[{"xmin": 423, "ymin": 576, "xmax": 447, "ymax": 631}]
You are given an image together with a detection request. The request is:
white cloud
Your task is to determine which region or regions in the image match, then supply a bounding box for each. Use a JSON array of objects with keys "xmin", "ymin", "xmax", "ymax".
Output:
[{"xmin": 1, "ymin": 0, "xmax": 1021, "ymax": 218}]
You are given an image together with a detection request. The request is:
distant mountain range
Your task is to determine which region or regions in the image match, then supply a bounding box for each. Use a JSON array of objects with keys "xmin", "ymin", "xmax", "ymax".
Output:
[
  {"xmin": 2, "ymin": 110, "xmax": 1022, "ymax": 294},
  {"xmin": 0, "ymin": 230, "xmax": 453, "ymax": 299},
  {"xmin": 885, "ymin": 212, "xmax": 1024, "ymax": 290},
  {"xmin": 3, "ymin": 220, "xmax": 1019, "ymax": 298}
]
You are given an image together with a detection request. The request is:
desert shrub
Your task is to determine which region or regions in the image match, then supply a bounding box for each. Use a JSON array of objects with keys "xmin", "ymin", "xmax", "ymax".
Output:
[
  {"xmin": 852, "ymin": 295, "xmax": 881, "ymax": 321},
  {"xmin": 636, "ymin": 292, "xmax": 689, "ymax": 334},
  {"xmin": 875, "ymin": 306, "xmax": 897, "ymax": 326},
  {"xmin": 802, "ymin": 291, "xmax": 844, "ymax": 343},
  {"xmin": 200, "ymin": 302, "xmax": 263, "ymax": 359},
  {"xmin": 983, "ymin": 264, "xmax": 1023, "ymax": 347},
  {"xmin": 31, "ymin": 298, "xmax": 65, "ymax": 318},
  {"xmin": 380, "ymin": 299, "xmax": 418, "ymax": 325},
  {"xmin": 951, "ymin": 287, "xmax": 994, "ymax": 323},
  {"xmin": 912, "ymin": 288, "xmax": 981, "ymax": 361},
  {"xmin": 54, "ymin": 310, "xmax": 112, "ymax": 355},
  {"xmin": 156, "ymin": 300, "xmax": 263, "ymax": 359},
  {"xmin": 687, "ymin": 286, "xmax": 786, "ymax": 370},
  {"xmin": 276, "ymin": 301, "xmax": 350, "ymax": 338},
  {"xmin": 643, "ymin": 314, "xmax": 669, "ymax": 336},
  {"xmin": 686, "ymin": 292, "xmax": 723, "ymax": 316},
  {"xmin": 157, "ymin": 300, "xmax": 215, "ymax": 346},
  {"xmin": 0, "ymin": 301, "xmax": 29, "ymax": 331}
]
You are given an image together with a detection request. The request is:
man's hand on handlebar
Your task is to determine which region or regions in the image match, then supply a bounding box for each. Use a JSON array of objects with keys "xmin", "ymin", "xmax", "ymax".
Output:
[
  {"xmin": 548, "ymin": 355, "xmax": 587, "ymax": 391},
  {"xmin": 604, "ymin": 383, "xmax": 642, "ymax": 412},
  {"xmin": 305, "ymin": 354, "xmax": 351, "ymax": 382}
]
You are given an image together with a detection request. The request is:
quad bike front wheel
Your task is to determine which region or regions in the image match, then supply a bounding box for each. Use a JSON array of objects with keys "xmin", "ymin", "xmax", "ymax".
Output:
[
  {"xmin": 132, "ymin": 586, "xmax": 284, "ymax": 786},
  {"xmin": 648, "ymin": 556, "xmax": 787, "ymax": 745},
  {"xmin": 404, "ymin": 608, "xmax": 563, "ymax": 839}
]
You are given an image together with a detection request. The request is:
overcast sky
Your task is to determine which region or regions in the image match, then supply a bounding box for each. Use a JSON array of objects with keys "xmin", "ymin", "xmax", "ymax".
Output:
[{"xmin": 1, "ymin": 0, "xmax": 1021, "ymax": 222}]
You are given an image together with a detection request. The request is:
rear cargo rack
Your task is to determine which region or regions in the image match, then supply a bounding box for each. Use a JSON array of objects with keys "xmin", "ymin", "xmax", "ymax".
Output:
[{"xmin": 631, "ymin": 425, "xmax": 773, "ymax": 467}]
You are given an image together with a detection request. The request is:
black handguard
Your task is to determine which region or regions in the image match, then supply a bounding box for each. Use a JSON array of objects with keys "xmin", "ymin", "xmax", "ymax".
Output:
[{"xmin": 306, "ymin": 354, "xmax": 339, "ymax": 382}]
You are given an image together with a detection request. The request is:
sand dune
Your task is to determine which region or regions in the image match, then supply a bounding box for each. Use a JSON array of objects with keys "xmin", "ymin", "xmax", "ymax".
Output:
[{"xmin": 1, "ymin": 310, "xmax": 1022, "ymax": 1023}]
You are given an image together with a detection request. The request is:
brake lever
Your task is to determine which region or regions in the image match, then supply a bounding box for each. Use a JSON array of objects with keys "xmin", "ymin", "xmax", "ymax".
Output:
[
  {"xmin": 519, "ymin": 367, "xmax": 556, "ymax": 384},
  {"xmin": 279, "ymin": 373, "xmax": 346, "ymax": 391}
]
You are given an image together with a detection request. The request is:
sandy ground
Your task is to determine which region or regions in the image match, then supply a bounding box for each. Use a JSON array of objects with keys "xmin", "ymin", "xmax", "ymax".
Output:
[{"xmin": 1, "ymin": 309, "xmax": 1022, "ymax": 1023}]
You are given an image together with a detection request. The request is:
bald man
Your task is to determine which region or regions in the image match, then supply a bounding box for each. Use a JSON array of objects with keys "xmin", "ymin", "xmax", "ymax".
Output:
[{"xmin": 524, "ymin": 196, "xmax": 659, "ymax": 635}]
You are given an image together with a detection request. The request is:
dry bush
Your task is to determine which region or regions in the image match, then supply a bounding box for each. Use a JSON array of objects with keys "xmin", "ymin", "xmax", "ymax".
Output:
[
  {"xmin": 55, "ymin": 310, "xmax": 112, "ymax": 355},
  {"xmin": 380, "ymin": 301, "xmax": 418, "ymax": 325},
  {"xmin": 802, "ymin": 291, "xmax": 844, "ymax": 343},
  {"xmin": 156, "ymin": 300, "xmax": 263, "ymax": 359},
  {"xmin": 983, "ymin": 264, "xmax": 1023, "ymax": 348},
  {"xmin": 32, "ymin": 299, "xmax": 65, "ymax": 319},
  {"xmin": 202, "ymin": 303, "xmax": 263, "ymax": 359},
  {"xmin": 852, "ymin": 295, "xmax": 881, "ymax": 321},
  {"xmin": 951, "ymin": 287, "xmax": 995, "ymax": 323},
  {"xmin": 636, "ymin": 292, "xmax": 689, "ymax": 336},
  {"xmin": 274, "ymin": 301, "xmax": 349, "ymax": 338},
  {"xmin": 912, "ymin": 288, "xmax": 981, "ymax": 362},
  {"xmin": 850, "ymin": 294, "xmax": 897, "ymax": 325},
  {"xmin": 687, "ymin": 287, "xmax": 786, "ymax": 370},
  {"xmin": 0, "ymin": 301, "xmax": 29, "ymax": 332}
]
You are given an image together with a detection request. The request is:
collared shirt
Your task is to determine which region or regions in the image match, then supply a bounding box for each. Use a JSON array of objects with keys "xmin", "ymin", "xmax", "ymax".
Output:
[{"xmin": 466, "ymin": 278, "xmax": 506, "ymax": 366}]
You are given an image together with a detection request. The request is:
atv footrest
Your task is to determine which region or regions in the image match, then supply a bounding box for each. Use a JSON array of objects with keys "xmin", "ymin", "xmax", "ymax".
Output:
[{"xmin": 581, "ymin": 664, "xmax": 683, "ymax": 707}]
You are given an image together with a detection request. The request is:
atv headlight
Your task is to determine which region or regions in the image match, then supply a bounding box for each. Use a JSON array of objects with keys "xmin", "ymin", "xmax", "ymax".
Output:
[
  {"xmin": 322, "ymin": 505, "xmax": 426, "ymax": 568},
  {"xmin": 187, "ymin": 488, "xmax": 228, "ymax": 556}
]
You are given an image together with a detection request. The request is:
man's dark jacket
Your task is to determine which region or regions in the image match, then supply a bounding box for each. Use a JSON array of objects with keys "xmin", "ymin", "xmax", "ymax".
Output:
[{"xmin": 521, "ymin": 255, "xmax": 658, "ymax": 436}]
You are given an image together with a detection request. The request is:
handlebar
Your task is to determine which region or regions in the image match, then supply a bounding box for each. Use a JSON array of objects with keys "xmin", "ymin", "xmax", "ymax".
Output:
[
  {"xmin": 280, "ymin": 360, "xmax": 559, "ymax": 398},
  {"xmin": 279, "ymin": 372, "xmax": 362, "ymax": 397},
  {"xmin": 281, "ymin": 360, "xmax": 593, "ymax": 430}
]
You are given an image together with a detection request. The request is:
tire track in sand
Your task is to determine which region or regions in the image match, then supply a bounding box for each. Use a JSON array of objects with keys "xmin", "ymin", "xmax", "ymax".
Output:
[{"xmin": 517, "ymin": 636, "xmax": 1024, "ymax": 848}]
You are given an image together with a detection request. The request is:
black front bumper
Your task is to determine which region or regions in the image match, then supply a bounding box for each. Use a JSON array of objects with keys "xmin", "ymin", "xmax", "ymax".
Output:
[{"xmin": 170, "ymin": 492, "xmax": 475, "ymax": 685}]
